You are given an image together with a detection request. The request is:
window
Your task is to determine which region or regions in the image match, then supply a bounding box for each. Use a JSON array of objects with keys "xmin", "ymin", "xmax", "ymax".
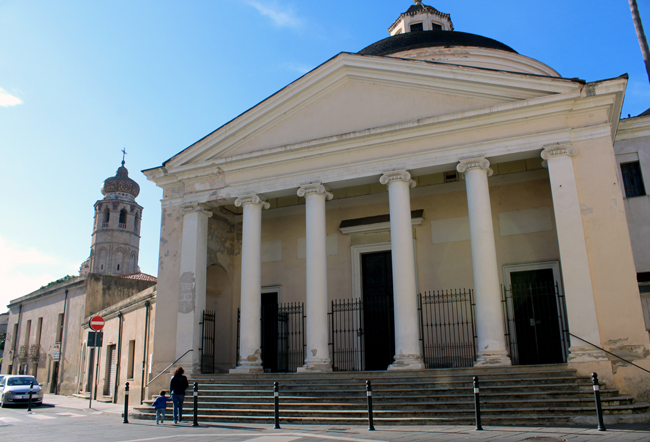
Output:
[
  {"xmin": 621, "ymin": 161, "xmax": 646, "ymax": 197},
  {"xmin": 134, "ymin": 215, "xmax": 139, "ymax": 233},
  {"xmin": 35, "ymin": 317, "xmax": 43, "ymax": 346},
  {"xmin": 56, "ymin": 313, "xmax": 65, "ymax": 343},
  {"xmin": 117, "ymin": 264, "xmax": 120, "ymax": 271},
  {"xmin": 431, "ymin": 22, "xmax": 442, "ymax": 31},
  {"xmin": 126, "ymin": 340, "xmax": 136, "ymax": 379},
  {"xmin": 24, "ymin": 320, "xmax": 31, "ymax": 349},
  {"xmin": 103, "ymin": 208, "xmax": 110, "ymax": 224},
  {"xmin": 410, "ymin": 22, "xmax": 423, "ymax": 32},
  {"xmin": 118, "ymin": 209, "xmax": 127, "ymax": 228}
]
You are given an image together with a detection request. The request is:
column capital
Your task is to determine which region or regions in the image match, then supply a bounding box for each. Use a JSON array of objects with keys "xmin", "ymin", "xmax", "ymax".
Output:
[
  {"xmin": 234, "ymin": 194, "xmax": 270, "ymax": 209},
  {"xmin": 457, "ymin": 158, "xmax": 493, "ymax": 176},
  {"xmin": 297, "ymin": 183, "xmax": 333, "ymax": 200},
  {"xmin": 180, "ymin": 204, "xmax": 213, "ymax": 218},
  {"xmin": 380, "ymin": 170, "xmax": 416, "ymax": 188},
  {"xmin": 541, "ymin": 143, "xmax": 577, "ymax": 161}
]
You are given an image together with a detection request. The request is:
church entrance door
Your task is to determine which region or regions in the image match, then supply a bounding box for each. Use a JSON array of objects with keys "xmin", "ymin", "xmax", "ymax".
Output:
[
  {"xmin": 509, "ymin": 269, "xmax": 567, "ymax": 365},
  {"xmin": 361, "ymin": 251, "xmax": 395, "ymax": 371}
]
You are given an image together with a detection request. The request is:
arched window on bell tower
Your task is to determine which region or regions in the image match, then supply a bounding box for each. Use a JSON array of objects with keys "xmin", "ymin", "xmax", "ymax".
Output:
[
  {"xmin": 134, "ymin": 213, "xmax": 139, "ymax": 233},
  {"xmin": 119, "ymin": 208, "xmax": 127, "ymax": 228},
  {"xmin": 102, "ymin": 208, "xmax": 110, "ymax": 227}
]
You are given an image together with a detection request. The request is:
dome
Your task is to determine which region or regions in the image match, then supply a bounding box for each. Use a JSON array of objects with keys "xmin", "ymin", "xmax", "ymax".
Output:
[
  {"xmin": 101, "ymin": 160, "xmax": 140, "ymax": 198},
  {"xmin": 358, "ymin": 31, "xmax": 517, "ymax": 57}
]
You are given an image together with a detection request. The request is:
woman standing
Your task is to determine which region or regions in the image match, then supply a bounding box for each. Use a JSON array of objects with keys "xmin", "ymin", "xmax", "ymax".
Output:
[{"xmin": 169, "ymin": 367, "xmax": 189, "ymax": 424}]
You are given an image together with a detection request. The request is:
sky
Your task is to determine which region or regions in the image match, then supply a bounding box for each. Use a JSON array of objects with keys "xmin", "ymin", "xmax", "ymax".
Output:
[{"xmin": 1, "ymin": 0, "xmax": 650, "ymax": 310}]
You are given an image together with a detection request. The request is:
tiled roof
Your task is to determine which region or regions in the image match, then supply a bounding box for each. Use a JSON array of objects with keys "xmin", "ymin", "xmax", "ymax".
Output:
[
  {"xmin": 359, "ymin": 31, "xmax": 517, "ymax": 57},
  {"xmin": 638, "ymin": 107, "xmax": 650, "ymax": 117},
  {"xmin": 118, "ymin": 272, "xmax": 158, "ymax": 282}
]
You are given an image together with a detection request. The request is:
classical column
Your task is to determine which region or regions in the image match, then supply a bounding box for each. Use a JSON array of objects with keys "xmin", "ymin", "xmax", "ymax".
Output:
[
  {"xmin": 380, "ymin": 170, "xmax": 425, "ymax": 370},
  {"xmin": 297, "ymin": 183, "xmax": 333, "ymax": 373},
  {"xmin": 176, "ymin": 204, "xmax": 212, "ymax": 374},
  {"xmin": 230, "ymin": 194, "xmax": 269, "ymax": 374},
  {"xmin": 457, "ymin": 158, "xmax": 511, "ymax": 367},
  {"xmin": 541, "ymin": 144, "xmax": 606, "ymax": 362}
]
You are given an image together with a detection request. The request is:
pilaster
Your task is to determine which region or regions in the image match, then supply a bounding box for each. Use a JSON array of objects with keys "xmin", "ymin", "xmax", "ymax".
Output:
[{"xmin": 176, "ymin": 204, "xmax": 213, "ymax": 374}]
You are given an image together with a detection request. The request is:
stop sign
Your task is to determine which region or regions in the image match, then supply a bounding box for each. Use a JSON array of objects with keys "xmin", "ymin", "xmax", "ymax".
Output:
[{"xmin": 90, "ymin": 316, "xmax": 105, "ymax": 331}]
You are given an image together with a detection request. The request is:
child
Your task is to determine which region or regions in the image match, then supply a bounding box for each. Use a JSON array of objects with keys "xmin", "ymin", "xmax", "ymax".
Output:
[{"xmin": 152, "ymin": 390, "xmax": 172, "ymax": 424}]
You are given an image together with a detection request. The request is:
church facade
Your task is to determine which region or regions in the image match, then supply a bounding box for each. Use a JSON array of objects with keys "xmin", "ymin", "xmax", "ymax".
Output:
[{"xmin": 145, "ymin": 3, "xmax": 650, "ymax": 400}]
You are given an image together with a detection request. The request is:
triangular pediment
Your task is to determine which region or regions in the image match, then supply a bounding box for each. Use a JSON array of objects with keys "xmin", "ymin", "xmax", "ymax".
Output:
[{"xmin": 166, "ymin": 53, "xmax": 581, "ymax": 170}]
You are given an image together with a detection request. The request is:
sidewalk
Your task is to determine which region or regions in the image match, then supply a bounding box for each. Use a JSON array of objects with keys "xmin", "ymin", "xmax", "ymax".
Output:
[{"xmin": 42, "ymin": 393, "xmax": 124, "ymax": 416}]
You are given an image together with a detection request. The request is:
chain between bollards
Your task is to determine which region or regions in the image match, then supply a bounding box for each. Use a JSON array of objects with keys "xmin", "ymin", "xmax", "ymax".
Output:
[
  {"xmin": 592, "ymin": 373, "xmax": 606, "ymax": 431},
  {"xmin": 366, "ymin": 380, "xmax": 375, "ymax": 431},
  {"xmin": 473, "ymin": 376, "xmax": 482, "ymax": 431},
  {"xmin": 27, "ymin": 381, "xmax": 34, "ymax": 412},
  {"xmin": 193, "ymin": 382, "xmax": 199, "ymax": 427},
  {"xmin": 274, "ymin": 382, "xmax": 280, "ymax": 429},
  {"xmin": 123, "ymin": 382, "xmax": 129, "ymax": 423}
]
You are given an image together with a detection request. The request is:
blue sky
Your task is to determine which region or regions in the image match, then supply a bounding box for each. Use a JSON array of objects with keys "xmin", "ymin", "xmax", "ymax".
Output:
[{"xmin": 1, "ymin": 0, "xmax": 649, "ymax": 309}]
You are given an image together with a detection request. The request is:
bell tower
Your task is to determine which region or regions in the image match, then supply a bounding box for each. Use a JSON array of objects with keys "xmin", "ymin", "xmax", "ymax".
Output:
[
  {"xmin": 87, "ymin": 152, "xmax": 143, "ymax": 276},
  {"xmin": 388, "ymin": 1, "xmax": 453, "ymax": 36}
]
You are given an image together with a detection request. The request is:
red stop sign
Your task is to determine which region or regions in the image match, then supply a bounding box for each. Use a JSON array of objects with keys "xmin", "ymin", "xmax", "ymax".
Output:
[{"xmin": 90, "ymin": 316, "xmax": 105, "ymax": 331}]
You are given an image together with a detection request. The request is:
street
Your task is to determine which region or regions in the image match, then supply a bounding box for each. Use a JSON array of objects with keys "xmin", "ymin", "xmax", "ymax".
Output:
[{"xmin": 1, "ymin": 395, "xmax": 650, "ymax": 442}]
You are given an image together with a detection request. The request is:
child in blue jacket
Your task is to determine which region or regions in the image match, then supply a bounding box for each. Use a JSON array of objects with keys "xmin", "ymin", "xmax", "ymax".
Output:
[{"xmin": 152, "ymin": 390, "xmax": 172, "ymax": 424}]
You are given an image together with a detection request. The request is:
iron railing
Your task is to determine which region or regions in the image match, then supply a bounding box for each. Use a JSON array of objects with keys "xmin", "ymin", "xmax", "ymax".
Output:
[
  {"xmin": 502, "ymin": 282, "xmax": 569, "ymax": 366},
  {"xmin": 418, "ymin": 289, "xmax": 477, "ymax": 369},
  {"xmin": 262, "ymin": 302, "xmax": 305, "ymax": 373},
  {"xmin": 200, "ymin": 310, "xmax": 215, "ymax": 374},
  {"xmin": 330, "ymin": 298, "xmax": 365, "ymax": 371}
]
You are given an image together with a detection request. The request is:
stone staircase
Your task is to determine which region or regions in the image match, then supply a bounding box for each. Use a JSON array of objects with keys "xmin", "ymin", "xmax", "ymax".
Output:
[{"xmin": 132, "ymin": 364, "xmax": 650, "ymax": 426}]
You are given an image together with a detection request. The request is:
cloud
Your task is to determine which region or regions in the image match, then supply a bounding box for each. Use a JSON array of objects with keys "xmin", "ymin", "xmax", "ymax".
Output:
[
  {"xmin": 0, "ymin": 87, "xmax": 23, "ymax": 107},
  {"xmin": 0, "ymin": 236, "xmax": 79, "ymax": 310},
  {"xmin": 246, "ymin": 1, "xmax": 302, "ymax": 28}
]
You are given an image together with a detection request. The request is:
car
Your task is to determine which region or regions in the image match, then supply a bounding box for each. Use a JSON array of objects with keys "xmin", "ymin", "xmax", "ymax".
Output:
[{"xmin": 0, "ymin": 375, "xmax": 43, "ymax": 407}]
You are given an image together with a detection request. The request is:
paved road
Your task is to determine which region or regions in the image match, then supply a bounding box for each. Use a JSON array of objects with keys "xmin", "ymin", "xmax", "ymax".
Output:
[{"xmin": 2, "ymin": 395, "xmax": 650, "ymax": 442}]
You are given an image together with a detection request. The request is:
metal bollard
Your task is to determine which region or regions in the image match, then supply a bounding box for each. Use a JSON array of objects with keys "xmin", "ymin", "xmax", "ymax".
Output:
[
  {"xmin": 193, "ymin": 382, "xmax": 199, "ymax": 427},
  {"xmin": 27, "ymin": 382, "xmax": 33, "ymax": 412},
  {"xmin": 366, "ymin": 380, "xmax": 375, "ymax": 431},
  {"xmin": 274, "ymin": 382, "xmax": 280, "ymax": 429},
  {"xmin": 592, "ymin": 373, "xmax": 606, "ymax": 431},
  {"xmin": 473, "ymin": 376, "xmax": 482, "ymax": 431},
  {"xmin": 123, "ymin": 382, "xmax": 129, "ymax": 424}
]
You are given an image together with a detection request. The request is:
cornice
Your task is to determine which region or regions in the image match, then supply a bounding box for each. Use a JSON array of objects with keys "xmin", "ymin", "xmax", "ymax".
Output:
[
  {"xmin": 8, "ymin": 276, "xmax": 88, "ymax": 308},
  {"xmin": 616, "ymin": 115, "xmax": 650, "ymax": 141},
  {"xmin": 234, "ymin": 194, "xmax": 270, "ymax": 209},
  {"xmin": 297, "ymin": 183, "xmax": 333, "ymax": 200},
  {"xmin": 340, "ymin": 216, "xmax": 424, "ymax": 235},
  {"xmin": 380, "ymin": 170, "xmax": 416, "ymax": 188},
  {"xmin": 457, "ymin": 158, "xmax": 493, "ymax": 176}
]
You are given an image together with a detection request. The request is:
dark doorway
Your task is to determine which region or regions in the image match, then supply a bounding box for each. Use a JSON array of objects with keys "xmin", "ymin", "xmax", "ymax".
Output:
[
  {"xmin": 261, "ymin": 292, "xmax": 279, "ymax": 373},
  {"xmin": 86, "ymin": 348, "xmax": 95, "ymax": 392},
  {"xmin": 361, "ymin": 251, "xmax": 395, "ymax": 370},
  {"xmin": 510, "ymin": 269, "xmax": 565, "ymax": 365},
  {"xmin": 50, "ymin": 361, "xmax": 59, "ymax": 393}
]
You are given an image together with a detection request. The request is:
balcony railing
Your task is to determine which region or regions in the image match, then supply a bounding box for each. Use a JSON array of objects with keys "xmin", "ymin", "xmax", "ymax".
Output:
[
  {"xmin": 29, "ymin": 344, "xmax": 40, "ymax": 361},
  {"xmin": 118, "ymin": 223, "xmax": 127, "ymax": 229},
  {"xmin": 18, "ymin": 345, "xmax": 28, "ymax": 362},
  {"xmin": 102, "ymin": 222, "xmax": 109, "ymax": 228}
]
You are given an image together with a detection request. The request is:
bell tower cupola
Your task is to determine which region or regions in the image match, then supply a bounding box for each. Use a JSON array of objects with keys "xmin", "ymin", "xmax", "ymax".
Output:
[
  {"xmin": 86, "ymin": 150, "xmax": 144, "ymax": 276},
  {"xmin": 388, "ymin": 0, "xmax": 453, "ymax": 36}
]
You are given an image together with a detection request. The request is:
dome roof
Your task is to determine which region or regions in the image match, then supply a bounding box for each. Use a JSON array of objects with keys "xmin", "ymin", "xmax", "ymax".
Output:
[
  {"xmin": 101, "ymin": 160, "xmax": 140, "ymax": 198},
  {"xmin": 358, "ymin": 30, "xmax": 517, "ymax": 57}
]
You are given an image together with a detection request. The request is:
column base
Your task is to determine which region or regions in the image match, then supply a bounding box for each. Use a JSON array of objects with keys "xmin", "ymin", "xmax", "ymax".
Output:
[
  {"xmin": 474, "ymin": 351, "xmax": 511, "ymax": 367},
  {"xmin": 387, "ymin": 353, "xmax": 426, "ymax": 371},
  {"xmin": 567, "ymin": 346, "xmax": 613, "ymax": 386},
  {"xmin": 297, "ymin": 359, "xmax": 332, "ymax": 373}
]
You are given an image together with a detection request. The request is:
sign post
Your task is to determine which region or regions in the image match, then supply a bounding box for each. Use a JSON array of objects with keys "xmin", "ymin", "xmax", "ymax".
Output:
[{"xmin": 87, "ymin": 316, "xmax": 105, "ymax": 409}]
